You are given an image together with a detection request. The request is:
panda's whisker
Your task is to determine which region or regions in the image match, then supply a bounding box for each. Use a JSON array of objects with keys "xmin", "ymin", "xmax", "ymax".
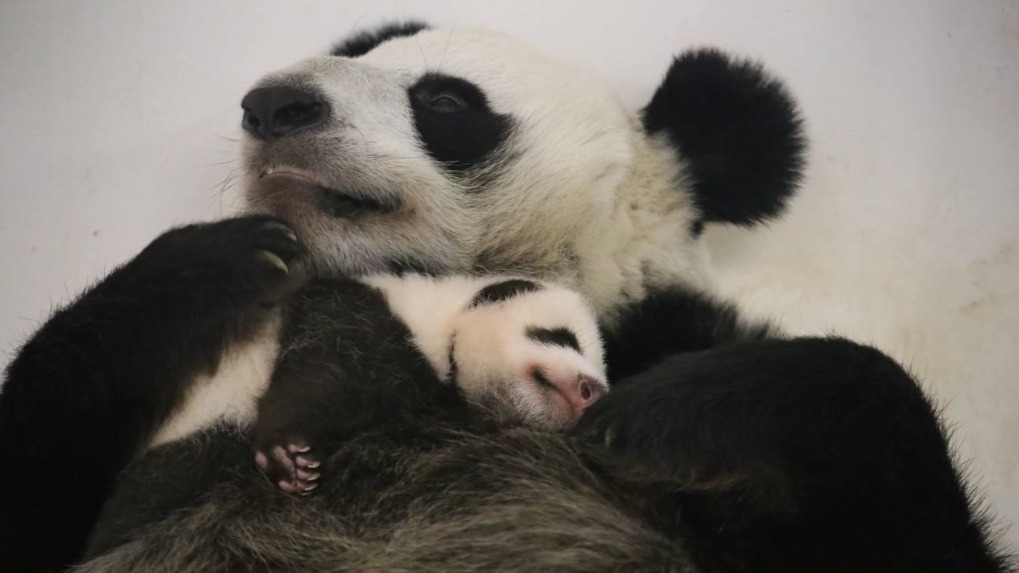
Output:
[
  {"xmin": 435, "ymin": 27, "xmax": 456, "ymax": 74},
  {"xmin": 414, "ymin": 35, "xmax": 430, "ymax": 70}
]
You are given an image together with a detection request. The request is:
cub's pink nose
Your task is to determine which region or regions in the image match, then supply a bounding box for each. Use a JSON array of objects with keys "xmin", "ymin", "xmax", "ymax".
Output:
[{"xmin": 566, "ymin": 375, "xmax": 605, "ymax": 411}]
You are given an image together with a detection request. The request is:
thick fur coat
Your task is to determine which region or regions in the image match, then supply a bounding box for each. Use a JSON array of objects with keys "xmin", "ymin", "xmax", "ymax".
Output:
[{"xmin": 0, "ymin": 23, "xmax": 1011, "ymax": 573}]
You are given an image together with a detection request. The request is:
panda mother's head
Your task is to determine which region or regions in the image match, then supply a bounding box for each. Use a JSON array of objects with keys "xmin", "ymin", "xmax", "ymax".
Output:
[{"xmin": 241, "ymin": 23, "xmax": 804, "ymax": 316}]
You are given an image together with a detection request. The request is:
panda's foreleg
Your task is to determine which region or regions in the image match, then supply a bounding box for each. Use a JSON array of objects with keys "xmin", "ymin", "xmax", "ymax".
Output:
[
  {"xmin": 601, "ymin": 286, "xmax": 774, "ymax": 381},
  {"xmin": 0, "ymin": 215, "xmax": 300, "ymax": 573},
  {"xmin": 576, "ymin": 337, "xmax": 1009, "ymax": 573}
]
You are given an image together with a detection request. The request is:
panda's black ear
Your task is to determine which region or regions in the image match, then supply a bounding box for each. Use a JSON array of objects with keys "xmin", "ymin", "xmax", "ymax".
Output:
[
  {"xmin": 331, "ymin": 21, "xmax": 430, "ymax": 58},
  {"xmin": 642, "ymin": 49, "xmax": 806, "ymax": 227}
]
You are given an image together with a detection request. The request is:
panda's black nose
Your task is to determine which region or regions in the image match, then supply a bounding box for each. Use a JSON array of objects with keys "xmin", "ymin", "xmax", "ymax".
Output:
[{"xmin": 241, "ymin": 86, "xmax": 329, "ymax": 140}]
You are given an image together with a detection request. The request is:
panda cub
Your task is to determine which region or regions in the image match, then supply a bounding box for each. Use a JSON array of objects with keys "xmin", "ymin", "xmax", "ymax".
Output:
[{"xmin": 251, "ymin": 274, "xmax": 608, "ymax": 494}]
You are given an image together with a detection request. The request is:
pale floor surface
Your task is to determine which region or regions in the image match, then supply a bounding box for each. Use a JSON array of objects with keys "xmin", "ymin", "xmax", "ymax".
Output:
[{"xmin": 1, "ymin": 0, "xmax": 1016, "ymax": 552}]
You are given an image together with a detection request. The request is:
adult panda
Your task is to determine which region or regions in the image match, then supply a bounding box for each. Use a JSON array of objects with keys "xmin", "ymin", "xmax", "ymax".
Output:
[{"xmin": 0, "ymin": 22, "xmax": 1009, "ymax": 573}]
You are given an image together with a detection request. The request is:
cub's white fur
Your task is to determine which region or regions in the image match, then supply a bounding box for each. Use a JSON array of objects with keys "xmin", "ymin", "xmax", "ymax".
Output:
[{"xmin": 366, "ymin": 274, "xmax": 608, "ymax": 428}]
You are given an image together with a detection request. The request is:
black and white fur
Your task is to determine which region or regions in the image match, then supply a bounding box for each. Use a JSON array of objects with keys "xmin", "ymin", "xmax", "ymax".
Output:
[
  {"xmin": 251, "ymin": 274, "xmax": 607, "ymax": 494},
  {"xmin": 0, "ymin": 22, "xmax": 1012, "ymax": 573}
]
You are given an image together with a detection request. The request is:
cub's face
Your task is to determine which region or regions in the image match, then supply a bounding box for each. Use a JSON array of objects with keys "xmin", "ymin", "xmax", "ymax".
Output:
[
  {"xmin": 242, "ymin": 28, "xmax": 635, "ymax": 279},
  {"xmin": 451, "ymin": 281, "xmax": 609, "ymax": 431}
]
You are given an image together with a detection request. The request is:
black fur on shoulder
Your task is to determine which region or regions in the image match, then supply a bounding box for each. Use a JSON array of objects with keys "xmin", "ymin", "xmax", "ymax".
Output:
[
  {"xmin": 643, "ymin": 49, "xmax": 806, "ymax": 228},
  {"xmin": 602, "ymin": 285, "xmax": 774, "ymax": 381},
  {"xmin": 331, "ymin": 21, "xmax": 430, "ymax": 58}
]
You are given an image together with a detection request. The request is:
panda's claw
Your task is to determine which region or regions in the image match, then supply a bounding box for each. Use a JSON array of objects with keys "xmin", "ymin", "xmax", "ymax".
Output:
[
  {"xmin": 262, "ymin": 221, "xmax": 298, "ymax": 243},
  {"xmin": 259, "ymin": 250, "xmax": 289, "ymax": 274},
  {"xmin": 295, "ymin": 453, "xmax": 318, "ymax": 468},
  {"xmin": 288, "ymin": 443, "xmax": 311, "ymax": 454}
]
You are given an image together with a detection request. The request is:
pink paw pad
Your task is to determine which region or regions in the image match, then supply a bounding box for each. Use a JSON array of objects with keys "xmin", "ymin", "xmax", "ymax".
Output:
[{"xmin": 255, "ymin": 440, "xmax": 321, "ymax": 495}]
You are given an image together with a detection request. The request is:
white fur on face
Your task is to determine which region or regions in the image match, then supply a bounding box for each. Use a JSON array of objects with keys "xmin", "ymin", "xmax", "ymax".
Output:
[
  {"xmin": 366, "ymin": 273, "xmax": 608, "ymax": 430},
  {"xmin": 243, "ymin": 55, "xmax": 476, "ymax": 276},
  {"xmin": 451, "ymin": 286, "xmax": 608, "ymax": 430},
  {"xmin": 242, "ymin": 28, "xmax": 709, "ymax": 318},
  {"xmin": 155, "ymin": 28, "xmax": 712, "ymax": 447}
]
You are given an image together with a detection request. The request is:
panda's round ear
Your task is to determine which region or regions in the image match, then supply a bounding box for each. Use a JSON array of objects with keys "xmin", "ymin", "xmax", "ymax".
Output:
[
  {"xmin": 331, "ymin": 21, "xmax": 430, "ymax": 58},
  {"xmin": 642, "ymin": 49, "xmax": 806, "ymax": 227}
]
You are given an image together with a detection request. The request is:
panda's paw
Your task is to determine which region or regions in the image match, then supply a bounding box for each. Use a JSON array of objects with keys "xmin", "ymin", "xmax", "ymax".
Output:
[
  {"xmin": 254, "ymin": 439, "xmax": 322, "ymax": 495},
  {"xmin": 137, "ymin": 215, "xmax": 303, "ymax": 307}
]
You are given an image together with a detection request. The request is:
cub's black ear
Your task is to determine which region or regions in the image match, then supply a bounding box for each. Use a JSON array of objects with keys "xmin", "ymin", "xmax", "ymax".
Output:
[
  {"xmin": 331, "ymin": 21, "xmax": 430, "ymax": 58},
  {"xmin": 643, "ymin": 49, "xmax": 806, "ymax": 227}
]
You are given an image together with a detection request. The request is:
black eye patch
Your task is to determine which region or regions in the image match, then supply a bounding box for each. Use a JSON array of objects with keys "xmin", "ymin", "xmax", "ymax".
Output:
[
  {"xmin": 469, "ymin": 279, "xmax": 542, "ymax": 307},
  {"xmin": 409, "ymin": 73, "xmax": 512, "ymax": 172},
  {"xmin": 526, "ymin": 327, "xmax": 582, "ymax": 353}
]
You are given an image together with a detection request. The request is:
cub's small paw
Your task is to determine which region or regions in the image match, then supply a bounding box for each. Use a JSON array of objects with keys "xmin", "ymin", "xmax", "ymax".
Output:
[{"xmin": 254, "ymin": 439, "xmax": 321, "ymax": 495}]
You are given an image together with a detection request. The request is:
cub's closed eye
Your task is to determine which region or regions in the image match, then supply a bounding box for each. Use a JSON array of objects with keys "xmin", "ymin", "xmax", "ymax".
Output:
[{"xmin": 427, "ymin": 93, "xmax": 467, "ymax": 113}]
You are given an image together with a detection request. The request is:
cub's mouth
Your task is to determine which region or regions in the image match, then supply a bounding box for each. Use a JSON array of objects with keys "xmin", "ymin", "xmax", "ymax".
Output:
[{"xmin": 253, "ymin": 166, "xmax": 401, "ymax": 218}]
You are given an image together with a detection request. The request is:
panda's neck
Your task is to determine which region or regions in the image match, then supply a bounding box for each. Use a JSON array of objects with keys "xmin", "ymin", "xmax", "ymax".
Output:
[
  {"xmin": 571, "ymin": 133, "xmax": 711, "ymax": 325},
  {"xmin": 469, "ymin": 130, "xmax": 710, "ymax": 325}
]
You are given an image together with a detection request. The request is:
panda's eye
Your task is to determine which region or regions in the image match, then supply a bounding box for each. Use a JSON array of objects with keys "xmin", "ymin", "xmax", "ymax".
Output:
[
  {"xmin": 408, "ymin": 73, "xmax": 511, "ymax": 172},
  {"xmin": 427, "ymin": 93, "xmax": 467, "ymax": 113}
]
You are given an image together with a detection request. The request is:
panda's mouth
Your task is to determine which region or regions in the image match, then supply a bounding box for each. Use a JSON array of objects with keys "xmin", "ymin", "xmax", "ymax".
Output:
[{"xmin": 257, "ymin": 167, "xmax": 400, "ymax": 217}]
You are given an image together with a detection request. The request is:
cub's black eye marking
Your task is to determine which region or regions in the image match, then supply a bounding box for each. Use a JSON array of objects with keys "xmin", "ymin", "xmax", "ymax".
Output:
[
  {"xmin": 531, "ymin": 368, "xmax": 555, "ymax": 391},
  {"xmin": 408, "ymin": 73, "xmax": 512, "ymax": 171},
  {"xmin": 526, "ymin": 327, "xmax": 582, "ymax": 353},
  {"xmin": 446, "ymin": 335, "xmax": 459, "ymax": 386},
  {"xmin": 470, "ymin": 279, "xmax": 542, "ymax": 307}
]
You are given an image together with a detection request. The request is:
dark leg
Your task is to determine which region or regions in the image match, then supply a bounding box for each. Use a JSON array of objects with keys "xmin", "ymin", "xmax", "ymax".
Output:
[
  {"xmin": 250, "ymin": 278, "xmax": 466, "ymax": 494},
  {"xmin": 0, "ymin": 216, "xmax": 300, "ymax": 572},
  {"xmin": 576, "ymin": 337, "xmax": 1011, "ymax": 573}
]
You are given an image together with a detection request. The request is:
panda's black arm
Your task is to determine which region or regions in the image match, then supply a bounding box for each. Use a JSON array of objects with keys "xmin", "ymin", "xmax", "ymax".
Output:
[
  {"xmin": 602, "ymin": 285, "xmax": 774, "ymax": 381},
  {"xmin": 576, "ymin": 337, "xmax": 1011, "ymax": 573},
  {"xmin": 0, "ymin": 216, "xmax": 299, "ymax": 573}
]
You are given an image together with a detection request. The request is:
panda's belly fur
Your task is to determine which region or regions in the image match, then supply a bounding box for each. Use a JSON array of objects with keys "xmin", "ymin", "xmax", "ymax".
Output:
[{"xmin": 574, "ymin": 133, "xmax": 710, "ymax": 323}]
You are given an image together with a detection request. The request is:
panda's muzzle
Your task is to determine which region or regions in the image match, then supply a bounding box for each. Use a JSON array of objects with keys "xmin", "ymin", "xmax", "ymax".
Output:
[{"xmin": 256, "ymin": 167, "xmax": 401, "ymax": 218}]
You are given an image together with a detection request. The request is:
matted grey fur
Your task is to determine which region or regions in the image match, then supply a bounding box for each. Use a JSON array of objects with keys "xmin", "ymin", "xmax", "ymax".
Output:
[{"xmin": 82, "ymin": 425, "xmax": 695, "ymax": 573}]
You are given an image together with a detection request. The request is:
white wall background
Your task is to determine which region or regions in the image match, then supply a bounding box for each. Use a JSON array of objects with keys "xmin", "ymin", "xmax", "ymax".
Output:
[{"xmin": 1, "ymin": 0, "xmax": 1016, "ymax": 551}]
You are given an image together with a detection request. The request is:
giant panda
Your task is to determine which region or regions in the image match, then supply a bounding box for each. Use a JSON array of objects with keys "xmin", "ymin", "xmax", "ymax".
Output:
[{"xmin": 0, "ymin": 22, "xmax": 1011, "ymax": 573}]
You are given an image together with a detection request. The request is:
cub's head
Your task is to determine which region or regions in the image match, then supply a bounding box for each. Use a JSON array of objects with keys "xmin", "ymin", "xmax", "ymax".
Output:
[
  {"xmin": 450, "ymin": 277, "xmax": 608, "ymax": 431},
  {"xmin": 241, "ymin": 23, "xmax": 805, "ymax": 316}
]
